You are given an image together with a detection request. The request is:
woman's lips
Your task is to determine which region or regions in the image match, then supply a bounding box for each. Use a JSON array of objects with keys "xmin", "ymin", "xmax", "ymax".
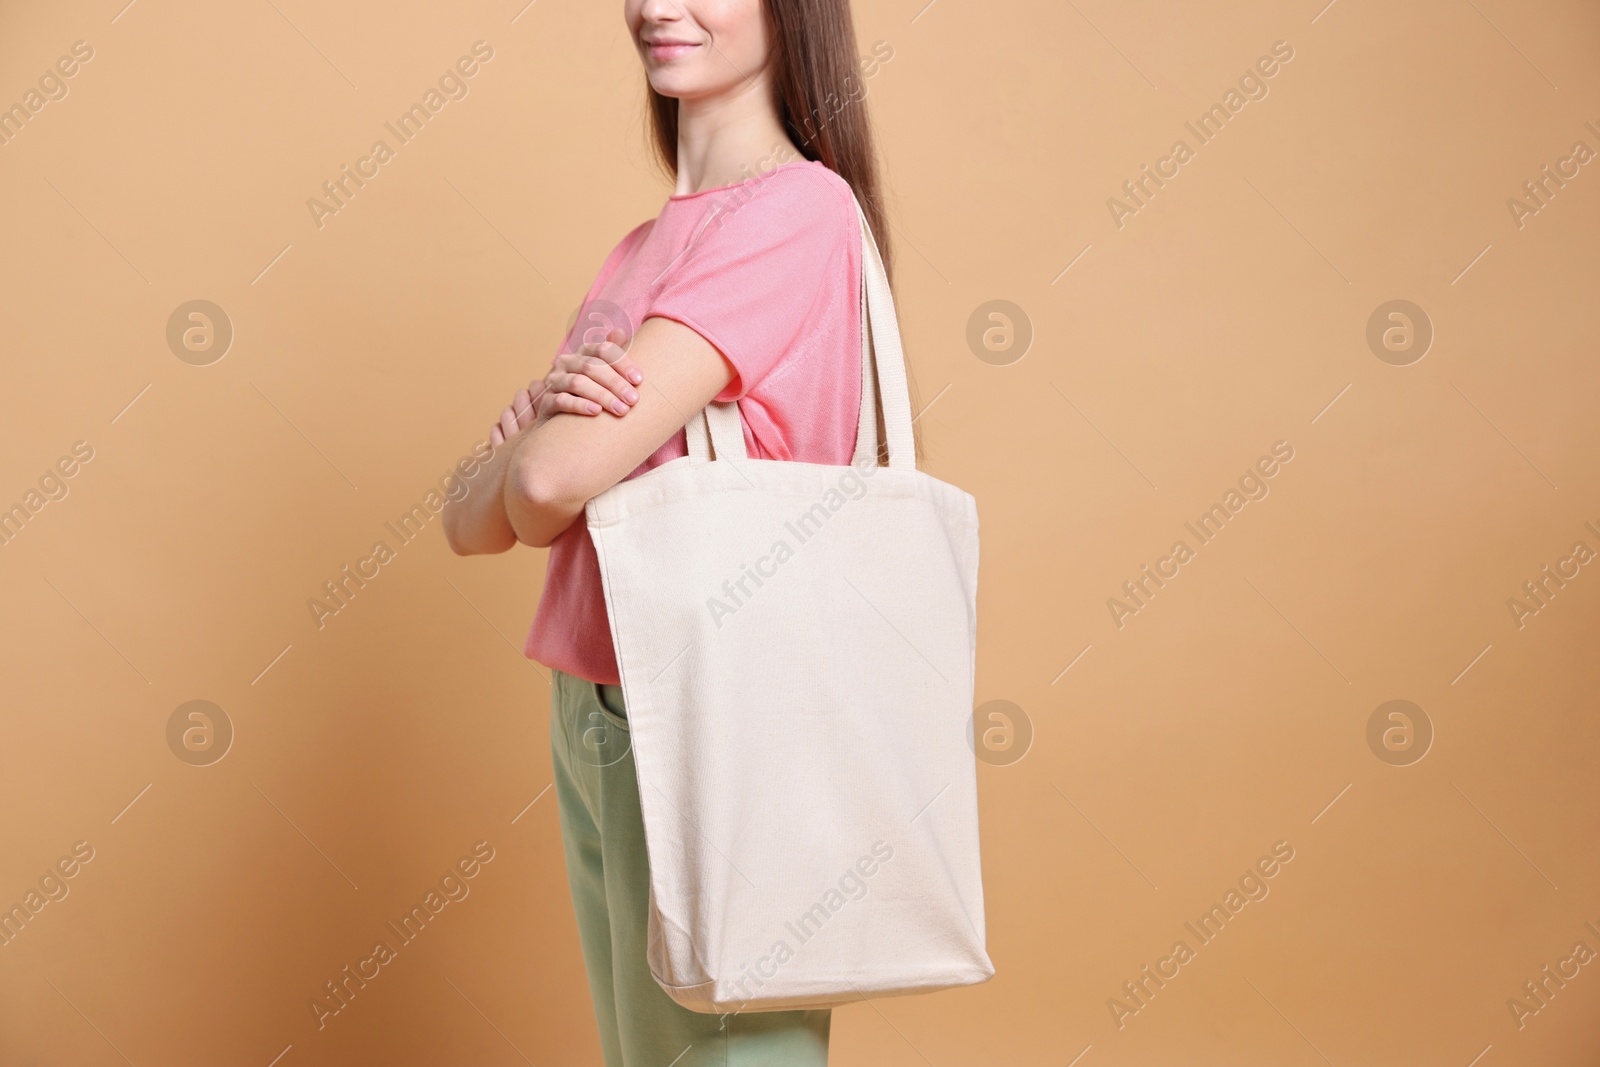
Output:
[{"xmin": 646, "ymin": 41, "xmax": 699, "ymax": 62}]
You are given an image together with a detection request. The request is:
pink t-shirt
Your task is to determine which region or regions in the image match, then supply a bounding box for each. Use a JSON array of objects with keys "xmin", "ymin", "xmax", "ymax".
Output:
[{"xmin": 523, "ymin": 159, "xmax": 865, "ymax": 684}]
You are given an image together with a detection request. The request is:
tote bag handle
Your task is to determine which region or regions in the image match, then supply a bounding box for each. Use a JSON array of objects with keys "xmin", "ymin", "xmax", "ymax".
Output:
[{"xmin": 685, "ymin": 196, "xmax": 917, "ymax": 471}]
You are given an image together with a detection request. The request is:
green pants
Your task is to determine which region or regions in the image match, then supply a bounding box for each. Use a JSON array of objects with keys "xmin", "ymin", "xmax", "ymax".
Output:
[{"xmin": 550, "ymin": 668, "xmax": 832, "ymax": 1066}]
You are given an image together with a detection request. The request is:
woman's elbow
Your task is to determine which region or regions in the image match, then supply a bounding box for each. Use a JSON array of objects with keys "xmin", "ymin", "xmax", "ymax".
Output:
[
  {"xmin": 504, "ymin": 460, "xmax": 583, "ymax": 549},
  {"xmin": 441, "ymin": 513, "xmax": 478, "ymax": 556},
  {"xmin": 442, "ymin": 497, "xmax": 516, "ymax": 556}
]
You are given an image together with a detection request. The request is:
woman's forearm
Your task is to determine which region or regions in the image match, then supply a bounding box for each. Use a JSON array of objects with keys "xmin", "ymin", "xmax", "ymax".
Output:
[{"xmin": 461, "ymin": 317, "xmax": 735, "ymax": 553}]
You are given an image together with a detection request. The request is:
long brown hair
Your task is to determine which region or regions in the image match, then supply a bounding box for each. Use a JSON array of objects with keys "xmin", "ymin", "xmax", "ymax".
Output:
[{"xmin": 644, "ymin": 0, "xmax": 924, "ymax": 463}]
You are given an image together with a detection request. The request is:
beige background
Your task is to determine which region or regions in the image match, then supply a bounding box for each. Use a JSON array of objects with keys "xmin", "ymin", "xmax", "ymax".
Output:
[{"xmin": 2, "ymin": 0, "xmax": 1598, "ymax": 1063}]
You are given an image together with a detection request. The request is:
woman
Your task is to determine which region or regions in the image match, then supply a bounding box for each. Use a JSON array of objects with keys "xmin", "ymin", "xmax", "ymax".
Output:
[{"xmin": 443, "ymin": 0, "xmax": 908, "ymax": 1062}]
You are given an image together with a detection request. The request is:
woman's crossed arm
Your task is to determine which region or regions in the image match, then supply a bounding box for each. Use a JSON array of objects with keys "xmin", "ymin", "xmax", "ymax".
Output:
[{"xmin": 442, "ymin": 316, "xmax": 736, "ymax": 554}]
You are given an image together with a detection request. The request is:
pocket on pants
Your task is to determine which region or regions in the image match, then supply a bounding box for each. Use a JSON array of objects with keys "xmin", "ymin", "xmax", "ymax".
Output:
[
  {"xmin": 565, "ymin": 680, "xmax": 631, "ymax": 770},
  {"xmin": 593, "ymin": 681, "xmax": 629, "ymax": 730}
]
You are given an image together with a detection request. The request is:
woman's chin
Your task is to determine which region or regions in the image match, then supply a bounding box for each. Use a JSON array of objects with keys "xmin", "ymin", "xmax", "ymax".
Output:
[
  {"xmin": 645, "ymin": 74, "xmax": 697, "ymax": 99},
  {"xmin": 645, "ymin": 68, "xmax": 741, "ymax": 103}
]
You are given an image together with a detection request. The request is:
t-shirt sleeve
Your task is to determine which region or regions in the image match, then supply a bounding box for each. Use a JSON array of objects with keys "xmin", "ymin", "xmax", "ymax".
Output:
[{"xmin": 645, "ymin": 168, "xmax": 858, "ymax": 402}]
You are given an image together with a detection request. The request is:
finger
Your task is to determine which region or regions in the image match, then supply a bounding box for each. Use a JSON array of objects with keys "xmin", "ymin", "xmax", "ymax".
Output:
[
  {"xmin": 606, "ymin": 327, "xmax": 637, "ymax": 374},
  {"xmin": 489, "ymin": 424, "xmax": 505, "ymax": 448},
  {"xmin": 498, "ymin": 407, "xmax": 519, "ymax": 441},
  {"xmin": 544, "ymin": 390, "xmax": 603, "ymax": 416},
  {"xmin": 511, "ymin": 388, "xmax": 537, "ymax": 429},
  {"xmin": 571, "ymin": 340, "xmax": 641, "ymax": 391},
  {"xmin": 610, "ymin": 349, "xmax": 644, "ymax": 387},
  {"xmin": 588, "ymin": 340, "xmax": 643, "ymax": 386},
  {"xmin": 533, "ymin": 388, "xmax": 561, "ymax": 422},
  {"xmin": 553, "ymin": 345, "xmax": 636, "ymax": 404},
  {"xmin": 574, "ymin": 336, "xmax": 629, "ymax": 363},
  {"xmin": 552, "ymin": 350, "xmax": 589, "ymax": 375},
  {"xmin": 556, "ymin": 370, "xmax": 629, "ymax": 416},
  {"xmin": 577, "ymin": 352, "xmax": 640, "ymax": 405},
  {"xmin": 533, "ymin": 387, "xmax": 601, "ymax": 419},
  {"xmin": 575, "ymin": 328, "xmax": 629, "ymax": 354}
]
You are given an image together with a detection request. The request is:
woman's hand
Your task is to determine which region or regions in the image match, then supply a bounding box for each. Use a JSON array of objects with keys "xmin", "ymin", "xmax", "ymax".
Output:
[{"xmin": 489, "ymin": 328, "xmax": 645, "ymax": 447}]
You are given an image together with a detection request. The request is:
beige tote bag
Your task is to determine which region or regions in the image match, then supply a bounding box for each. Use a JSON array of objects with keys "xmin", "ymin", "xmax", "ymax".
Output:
[{"xmin": 584, "ymin": 196, "xmax": 993, "ymax": 1014}]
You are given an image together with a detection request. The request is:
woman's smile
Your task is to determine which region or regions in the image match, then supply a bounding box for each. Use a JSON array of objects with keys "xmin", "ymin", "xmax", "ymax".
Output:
[{"xmin": 643, "ymin": 38, "xmax": 700, "ymax": 62}]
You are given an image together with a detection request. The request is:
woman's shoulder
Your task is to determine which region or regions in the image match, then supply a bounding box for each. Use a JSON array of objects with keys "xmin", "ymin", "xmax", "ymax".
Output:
[
  {"xmin": 616, "ymin": 216, "xmax": 656, "ymax": 253},
  {"xmin": 763, "ymin": 158, "xmax": 854, "ymax": 198},
  {"xmin": 755, "ymin": 159, "xmax": 859, "ymax": 230},
  {"xmin": 590, "ymin": 217, "xmax": 656, "ymax": 283}
]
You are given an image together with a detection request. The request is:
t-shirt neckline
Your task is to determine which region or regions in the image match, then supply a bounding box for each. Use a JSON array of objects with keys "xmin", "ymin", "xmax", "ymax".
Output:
[{"xmin": 667, "ymin": 158, "xmax": 811, "ymax": 201}]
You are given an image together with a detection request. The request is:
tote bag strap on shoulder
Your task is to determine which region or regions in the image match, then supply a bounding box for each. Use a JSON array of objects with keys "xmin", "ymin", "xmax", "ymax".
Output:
[{"xmin": 685, "ymin": 195, "xmax": 917, "ymax": 472}]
